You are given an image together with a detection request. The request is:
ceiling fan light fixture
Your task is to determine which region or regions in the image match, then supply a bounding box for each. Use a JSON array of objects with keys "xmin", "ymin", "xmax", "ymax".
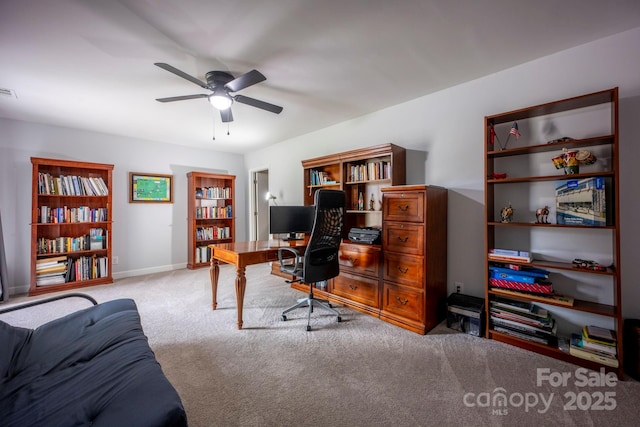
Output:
[{"xmin": 209, "ymin": 89, "xmax": 232, "ymax": 110}]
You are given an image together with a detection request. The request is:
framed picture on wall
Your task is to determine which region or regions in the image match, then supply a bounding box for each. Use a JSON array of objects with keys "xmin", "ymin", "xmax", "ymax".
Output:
[{"xmin": 129, "ymin": 172, "xmax": 173, "ymax": 203}]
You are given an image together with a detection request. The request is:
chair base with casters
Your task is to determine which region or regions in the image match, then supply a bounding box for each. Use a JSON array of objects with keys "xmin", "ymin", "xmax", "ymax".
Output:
[{"xmin": 281, "ymin": 281, "xmax": 342, "ymax": 331}]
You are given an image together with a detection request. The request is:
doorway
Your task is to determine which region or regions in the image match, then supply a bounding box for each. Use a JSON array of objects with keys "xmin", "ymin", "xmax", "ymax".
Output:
[{"xmin": 251, "ymin": 169, "xmax": 270, "ymax": 241}]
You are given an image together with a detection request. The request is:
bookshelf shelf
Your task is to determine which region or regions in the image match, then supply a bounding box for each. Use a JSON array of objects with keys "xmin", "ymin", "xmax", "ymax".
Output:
[
  {"xmin": 484, "ymin": 88, "xmax": 623, "ymax": 377},
  {"xmin": 187, "ymin": 172, "xmax": 235, "ymax": 269},
  {"xmin": 30, "ymin": 157, "xmax": 114, "ymax": 296}
]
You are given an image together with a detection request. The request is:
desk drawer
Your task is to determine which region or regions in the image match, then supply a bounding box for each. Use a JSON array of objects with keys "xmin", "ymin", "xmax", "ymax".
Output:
[
  {"xmin": 382, "ymin": 222, "xmax": 424, "ymax": 255},
  {"xmin": 383, "ymin": 252, "xmax": 423, "ymax": 288},
  {"xmin": 382, "ymin": 282, "xmax": 424, "ymax": 322},
  {"xmin": 332, "ymin": 272, "xmax": 379, "ymax": 307},
  {"xmin": 383, "ymin": 192, "xmax": 425, "ymax": 222},
  {"xmin": 339, "ymin": 244, "xmax": 380, "ymax": 276}
]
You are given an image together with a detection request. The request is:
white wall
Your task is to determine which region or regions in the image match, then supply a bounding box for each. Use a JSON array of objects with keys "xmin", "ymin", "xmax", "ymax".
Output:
[
  {"xmin": 1, "ymin": 28, "xmax": 638, "ymax": 320},
  {"xmin": 245, "ymin": 27, "xmax": 640, "ymax": 319},
  {"xmin": 0, "ymin": 120, "xmax": 246, "ymax": 294}
]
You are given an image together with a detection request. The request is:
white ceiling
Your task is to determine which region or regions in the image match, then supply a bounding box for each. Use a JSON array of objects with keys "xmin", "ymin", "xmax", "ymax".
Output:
[{"xmin": 2, "ymin": 1, "xmax": 640, "ymax": 154}]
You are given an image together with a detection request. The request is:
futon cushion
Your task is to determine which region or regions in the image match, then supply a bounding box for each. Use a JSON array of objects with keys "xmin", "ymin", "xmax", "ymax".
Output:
[
  {"xmin": 0, "ymin": 320, "xmax": 30, "ymax": 379},
  {"xmin": 0, "ymin": 298, "xmax": 187, "ymax": 427}
]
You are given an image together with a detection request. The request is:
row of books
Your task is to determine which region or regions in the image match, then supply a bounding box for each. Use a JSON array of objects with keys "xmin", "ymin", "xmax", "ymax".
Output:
[
  {"xmin": 490, "ymin": 297, "xmax": 558, "ymax": 346},
  {"xmin": 196, "ymin": 226, "xmax": 231, "ymax": 241},
  {"xmin": 195, "ymin": 187, "xmax": 232, "ymax": 199},
  {"xmin": 309, "ymin": 169, "xmax": 336, "ymax": 185},
  {"xmin": 347, "ymin": 161, "xmax": 391, "ymax": 182},
  {"xmin": 37, "ymin": 228, "xmax": 107, "ymax": 254},
  {"xmin": 38, "ymin": 172, "xmax": 108, "ymax": 196},
  {"xmin": 35, "ymin": 255, "xmax": 109, "ymax": 286},
  {"xmin": 489, "ymin": 262, "xmax": 553, "ymax": 295},
  {"xmin": 39, "ymin": 206, "xmax": 108, "ymax": 224},
  {"xmin": 195, "ymin": 205, "xmax": 232, "ymax": 219},
  {"xmin": 195, "ymin": 245, "xmax": 212, "ymax": 264},
  {"xmin": 569, "ymin": 325, "xmax": 618, "ymax": 368}
]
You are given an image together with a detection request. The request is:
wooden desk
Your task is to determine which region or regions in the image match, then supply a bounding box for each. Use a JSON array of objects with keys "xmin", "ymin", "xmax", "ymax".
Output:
[{"xmin": 209, "ymin": 240, "xmax": 305, "ymax": 329}]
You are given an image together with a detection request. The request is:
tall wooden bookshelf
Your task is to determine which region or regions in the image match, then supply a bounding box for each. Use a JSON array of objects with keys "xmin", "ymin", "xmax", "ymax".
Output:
[
  {"xmin": 484, "ymin": 88, "xmax": 623, "ymax": 377},
  {"xmin": 30, "ymin": 157, "xmax": 114, "ymax": 296},
  {"xmin": 187, "ymin": 172, "xmax": 235, "ymax": 269}
]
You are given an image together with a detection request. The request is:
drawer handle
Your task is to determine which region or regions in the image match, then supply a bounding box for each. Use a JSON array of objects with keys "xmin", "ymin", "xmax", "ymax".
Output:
[
  {"xmin": 396, "ymin": 236, "xmax": 409, "ymax": 243},
  {"xmin": 395, "ymin": 296, "xmax": 409, "ymax": 305},
  {"xmin": 349, "ymin": 284, "xmax": 358, "ymax": 290},
  {"xmin": 398, "ymin": 205, "xmax": 410, "ymax": 211},
  {"xmin": 348, "ymin": 256, "xmax": 359, "ymax": 265},
  {"xmin": 396, "ymin": 266, "xmax": 408, "ymax": 274}
]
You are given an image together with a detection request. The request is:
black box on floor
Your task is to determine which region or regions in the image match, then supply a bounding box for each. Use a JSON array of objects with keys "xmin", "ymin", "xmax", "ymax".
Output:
[
  {"xmin": 624, "ymin": 318, "xmax": 640, "ymax": 381},
  {"xmin": 447, "ymin": 293, "xmax": 485, "ymax": 337}
]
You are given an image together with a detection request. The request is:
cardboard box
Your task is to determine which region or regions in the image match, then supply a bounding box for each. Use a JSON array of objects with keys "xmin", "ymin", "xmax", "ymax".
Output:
[{"xmin": 555, "ymin": 177, "xmax": 607, "ymax": 226}]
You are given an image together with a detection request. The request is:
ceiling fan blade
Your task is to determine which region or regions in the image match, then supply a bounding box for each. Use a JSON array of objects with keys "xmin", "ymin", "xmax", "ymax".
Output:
[
  {"xmin": 220, "ymin": 108, "xmax": 234, "ymax": 123},
  {"xmin": 234, "ymin": 95, "xmax": 283, "ymax": 114},
  {"xmin": 225, "ymin": 69, "xmax": 266, "ymax": 92},
  {"xmin": 156, "ymin": 94, "xmax": 209, "ymax": 103},
  {"xmin": 154, "ymin": 63, "xmax": 210, "ymax": 90}
]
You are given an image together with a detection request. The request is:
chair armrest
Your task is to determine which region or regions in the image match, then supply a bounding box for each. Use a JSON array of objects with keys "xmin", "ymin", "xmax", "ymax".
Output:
[
  {"xmin": 277, "ymin": 247, "xmax": 302, "ymax": 274},
  {"xmin": 0, "ymin": 293, "xmax": 97, "ymax": 315}
]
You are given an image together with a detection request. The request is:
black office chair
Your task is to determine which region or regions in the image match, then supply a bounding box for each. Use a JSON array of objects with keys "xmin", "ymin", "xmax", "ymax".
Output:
[{"xmin": 277, "ymin": 189, "xmax": 346, "ymax": 331}]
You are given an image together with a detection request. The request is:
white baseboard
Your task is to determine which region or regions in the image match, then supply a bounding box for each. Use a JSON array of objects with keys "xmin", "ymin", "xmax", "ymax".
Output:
[
  {"xmin": 112, "ymin": 263, "xmax": 187, "ymax": 280},
  {"xmin": 7, "ymin": 263, "xmax": 188, "ymax": 297}
]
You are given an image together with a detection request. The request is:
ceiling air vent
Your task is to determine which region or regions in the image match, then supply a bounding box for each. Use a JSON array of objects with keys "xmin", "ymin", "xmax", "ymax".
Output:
[{"xmin": 0, "ymin": 88, "xmax": 17, "ymax": 99}]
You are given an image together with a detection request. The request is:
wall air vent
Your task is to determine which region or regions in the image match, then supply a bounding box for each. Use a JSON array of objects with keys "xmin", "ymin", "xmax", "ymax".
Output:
[{"xmin": 0, "ymin": 88, "xmax": 17, "ymax": 99}]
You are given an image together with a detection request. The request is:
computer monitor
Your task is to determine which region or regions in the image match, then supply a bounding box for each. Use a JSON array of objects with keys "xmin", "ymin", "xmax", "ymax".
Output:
[{"xmin": 269, "ymin": 205, "xmax": 315, "ymax": 241}]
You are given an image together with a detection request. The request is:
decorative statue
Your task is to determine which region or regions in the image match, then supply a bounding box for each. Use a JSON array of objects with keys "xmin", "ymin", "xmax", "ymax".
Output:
[
  {"xmin": 500, "ymin": 203, "xmax": 514, "ymax": 223},
  {"xmin": 535, "ymin": 206, "xmax": 550, "ymax": 224},
  {"xmin": 369, "ymin": 193, "xmax": 375, "ymax": 211}
]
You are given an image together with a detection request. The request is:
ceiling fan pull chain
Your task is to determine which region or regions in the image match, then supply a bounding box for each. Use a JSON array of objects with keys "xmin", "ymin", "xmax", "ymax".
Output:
[
  {"xmin": 227, "ymin": 123, "xmax": 230, "ymax": 136},
  {"xmin": 212, "ymin": 115, "xmax": 216, "ymax": 141}
]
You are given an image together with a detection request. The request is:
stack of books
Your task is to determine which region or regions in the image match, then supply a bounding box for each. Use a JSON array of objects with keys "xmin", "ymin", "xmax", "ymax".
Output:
[
  {"xmin": 488, "ymin": 248, "xmax": 532, "ymax": 263},
  {"xmin": 489, "ymin": 263, "xmax": 553, "ymax": 295},
  {"xmin": 569, "ymin": 325, "xmax": 618, "ymax": 368},
  {"xmin": 35, "ymin": 256, "xmax": 68, "ymax": 286},
  {"xmin": 490, "ymin": 297, "xmax": 557, "ymax": 346}
]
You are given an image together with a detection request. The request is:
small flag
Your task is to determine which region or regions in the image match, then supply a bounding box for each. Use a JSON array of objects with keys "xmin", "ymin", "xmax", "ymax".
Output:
[
  {"xmin": 509, "ymin": 122, "xmax": 521, "ymax": 139},
  {"xmin": 489, "ymin": 126, "xmax": 496, "ymax": 144}
]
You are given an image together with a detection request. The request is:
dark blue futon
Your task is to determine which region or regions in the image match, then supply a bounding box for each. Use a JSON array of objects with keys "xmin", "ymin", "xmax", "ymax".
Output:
[{"xmin": 0, "ymin": 297, "xmax": 187, "ymax": 427}]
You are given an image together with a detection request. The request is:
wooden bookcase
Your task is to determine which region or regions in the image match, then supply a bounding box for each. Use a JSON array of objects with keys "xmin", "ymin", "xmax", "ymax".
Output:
[
  {"xmin": 187, "ymin": 172, "xmax": 235, "ymax": 269},
  {"xmin": 30, "ymin": 157, "xmax": 113, "ymax": 296},
  {"xmin": 484, "ymin": 88, "xmax": 623, "ymax": 377},
  {"xmin": 303, "ymin": 143, "xmax": 406, "ymax": 235},
  {"xmin": 292, "ymin": 144, "xmax": 421, "ymax": 330}
]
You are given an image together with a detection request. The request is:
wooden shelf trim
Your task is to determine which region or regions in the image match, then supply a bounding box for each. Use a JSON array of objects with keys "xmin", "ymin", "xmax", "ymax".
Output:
[
  {"xmin": 487, "ymin": 135, "xmax": 614, "ymax": 158},
  {"xmin": 488, "ymin": 289, "xmax": 617, "ymax": 317},
  {"xmin": 487, "ymin": 170, "xmax": 614, "ymax": 184},
  {"xmin": 489, "ymin": 331, "xmax": 619, "ymax": 374}
]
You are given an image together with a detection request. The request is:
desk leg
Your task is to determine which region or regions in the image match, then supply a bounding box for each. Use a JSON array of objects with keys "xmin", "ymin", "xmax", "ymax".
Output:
[
  {"xmin": 210, "ymin": 258, "xmax": 219, "ymax": 310},
  {"xmin": 235, "ymin": 266, "xmax": 247, "ymax": 330}
]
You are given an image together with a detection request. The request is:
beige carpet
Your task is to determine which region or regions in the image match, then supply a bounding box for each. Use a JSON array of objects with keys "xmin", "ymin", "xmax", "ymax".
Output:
[{"xmin": 2, "ymin": 264, "xmax": 640, "ymax": 427}]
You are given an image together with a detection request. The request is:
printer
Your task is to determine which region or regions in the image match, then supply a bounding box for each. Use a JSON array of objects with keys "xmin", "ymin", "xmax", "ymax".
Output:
[{"xmin": 348, "ymin": 227, "xmax": 381, "ymax": 244}]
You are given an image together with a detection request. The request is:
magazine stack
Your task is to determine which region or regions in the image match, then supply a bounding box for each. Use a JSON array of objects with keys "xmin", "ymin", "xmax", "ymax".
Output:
[{"xmin": 489, "ymin": 297, "xmax": 557, "ymax": 346}]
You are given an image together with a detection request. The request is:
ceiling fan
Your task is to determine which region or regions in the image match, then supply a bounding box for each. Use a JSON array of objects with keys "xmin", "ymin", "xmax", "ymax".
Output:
[{"xmin": 154, "ymin": 62, "xmax": 283, "ymax": 123}]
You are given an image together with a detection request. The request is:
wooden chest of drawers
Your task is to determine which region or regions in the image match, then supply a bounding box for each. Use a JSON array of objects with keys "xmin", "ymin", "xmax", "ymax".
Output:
[
  {"xmin": 381, "ymin": 185, "xmax": 447, "ymax": 334},
  {"xmin": 331, "ymin": 242, "xmax": 381, "ymax": 314}
]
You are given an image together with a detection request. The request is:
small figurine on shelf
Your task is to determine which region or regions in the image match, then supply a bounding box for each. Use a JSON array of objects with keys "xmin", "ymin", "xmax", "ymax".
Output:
[
  {"xmin": 369, "ymin": 193, "xmax": 375, "ymax": 211},
  {"xmin": 500, "ymin": 203, "xmax": 514, "ymax": 223},
  {"xmin": 535, "ymin": 206, "xmax": 550, "ymax": 224}
]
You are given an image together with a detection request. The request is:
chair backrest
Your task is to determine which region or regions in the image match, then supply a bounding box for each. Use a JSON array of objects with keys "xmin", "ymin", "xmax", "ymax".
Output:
[{"xmin": 302, "ymin": 189, "xmax": 346, "ymax": 284}]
